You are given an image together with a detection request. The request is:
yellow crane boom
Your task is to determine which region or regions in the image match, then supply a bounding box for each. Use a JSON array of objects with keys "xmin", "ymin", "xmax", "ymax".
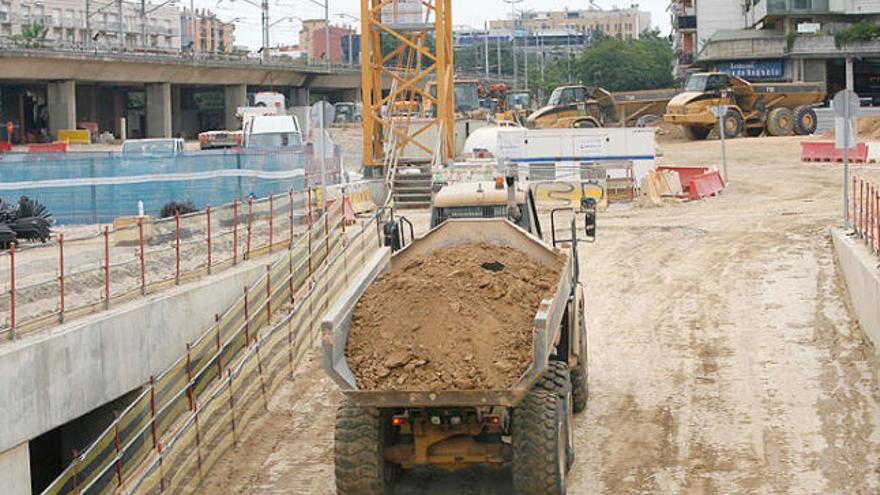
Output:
[{"xmin": 360, "ymin": 0, "xmax": 455, "ymax": 176}]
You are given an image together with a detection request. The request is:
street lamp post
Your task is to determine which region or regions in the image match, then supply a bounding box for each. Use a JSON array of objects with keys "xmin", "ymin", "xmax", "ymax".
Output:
[{"xmin": 503, "ymin": 0, "xmax": 523, "ymax": 88}]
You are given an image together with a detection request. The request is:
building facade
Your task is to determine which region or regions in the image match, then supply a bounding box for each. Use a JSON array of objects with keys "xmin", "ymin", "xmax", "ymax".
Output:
[
  {"xmin": 489, "ymin": 7, "xmax": 651, "ymax": 40},
  {"xmin": 298, "ymin": 19, "xmax": 355, "ymax": 63},
  {"xmin": 0, "ymin": 0, "xmax": 180, "ymax": 50},
  {"xmin": 180, "ymin": 8, "xmax": 234, "ymax": 54},
  {"xmin": 673, "ymin": 0, "xmax": 880, "ymax": 100}
]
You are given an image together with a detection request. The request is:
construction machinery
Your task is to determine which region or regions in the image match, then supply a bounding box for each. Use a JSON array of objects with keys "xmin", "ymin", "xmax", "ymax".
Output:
[
  {"xmin": 664, "ymin": 72, "xmax": 826, "ymax": 139},
  {"xmin": 485, "ymin": 84, "xmax": 534, "ymax": 125},
  {"xmin": 527, "ymin": 85, "xmax": 676, "ymax": 129},
  {"xmin": 325, "ymin": 168, "xmax": 596, "ymax": 494}
]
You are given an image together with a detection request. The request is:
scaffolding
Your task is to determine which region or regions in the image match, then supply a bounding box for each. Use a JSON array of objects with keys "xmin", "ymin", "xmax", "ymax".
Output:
[{"xmin": 360, "ymin": 0, "xmax": 455, "ymax": 176}]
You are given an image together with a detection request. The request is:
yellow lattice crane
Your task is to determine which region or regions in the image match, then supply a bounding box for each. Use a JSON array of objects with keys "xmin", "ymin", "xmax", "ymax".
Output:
[{"xmin": 360, "ymin": 0, "xmax": 455, "ymax": 177}]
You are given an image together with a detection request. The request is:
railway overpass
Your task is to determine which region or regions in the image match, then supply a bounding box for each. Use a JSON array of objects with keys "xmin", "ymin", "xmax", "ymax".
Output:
[{"xmin": 0, "ymin": 48, "xmax": 363, "ymax": 141}]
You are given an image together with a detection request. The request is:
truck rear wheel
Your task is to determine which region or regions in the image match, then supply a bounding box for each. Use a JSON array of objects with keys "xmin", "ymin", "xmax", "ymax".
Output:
[
  {"xmin": 683, "ymin": 126, "xmax": 710, "ymax": 140},
  {"xmin": 537, "ymin": 361, "xmax": 575, "ymax": 469},
  {"xmin": 513, "ymin": 390, "xmax": 567, "ymax": 495},
  {"xmin": 794, "ymin": 105, "xmax": 818, "ymax": 135},
  {"xmin": 767, "ymin": 108, "xmax": 795, "ymax": 136},
  {"xmin": 335, "ymin": 399, "xmax": 394, "ymax": 495}
]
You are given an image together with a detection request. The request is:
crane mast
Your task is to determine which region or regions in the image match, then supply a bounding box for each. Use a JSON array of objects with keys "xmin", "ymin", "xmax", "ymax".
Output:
[{"xmin": 360, "ymin": 0, "xmax": 455, "ymax": 177}]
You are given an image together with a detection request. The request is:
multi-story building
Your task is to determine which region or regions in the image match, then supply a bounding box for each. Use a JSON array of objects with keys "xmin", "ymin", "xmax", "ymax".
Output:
[
  {"xmin": 298, "ymin": 19, "xmax": 355, "ymax": 63},
  {"xmin": 180, "ymin": 8, "xmax": 234, "ymax": 53},
  {"xmin": 675, "ymin": 0, "xmax": 880, "ymax": 100},
  {"xmin": 670, "ymin": 0, "xmax": 744, "ymax": 78},
  {"xmin": 489, "ymin": 7, "xmax": 651, "ymax": 41},
  {"xmin": 0, "ymin": 0, "xmax": 180, "ymax": 50}
]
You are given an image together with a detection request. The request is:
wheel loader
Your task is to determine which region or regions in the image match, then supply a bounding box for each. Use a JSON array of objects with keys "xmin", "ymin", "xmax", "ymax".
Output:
[{"xmin": 664, "ymin": 72, "xmax": 826, "ymax": 139}]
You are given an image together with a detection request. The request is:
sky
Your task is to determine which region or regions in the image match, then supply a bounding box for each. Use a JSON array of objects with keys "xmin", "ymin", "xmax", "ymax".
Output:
[{"xmin": 200, "ymin": 0, "xmax": 672, "ymax": 50}]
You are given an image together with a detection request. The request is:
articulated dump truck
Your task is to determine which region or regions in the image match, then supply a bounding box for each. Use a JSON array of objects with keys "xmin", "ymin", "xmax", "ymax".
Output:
[
  {"xmin": 664, "ymin": 72, "xmax": 826, "ymax": 140},
  {"xmin": 322, "ymin": 214, "xmax": 589, "ymax": 495},
  {"xmin": 527, "ymin": 85, "xmax": 677, "ymax": 129}
]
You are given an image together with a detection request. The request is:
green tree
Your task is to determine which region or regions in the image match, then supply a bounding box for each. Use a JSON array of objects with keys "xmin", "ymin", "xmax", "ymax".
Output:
[{"xmin": 574, "ymin": 30, "xmax": 674, "ymax": 91}]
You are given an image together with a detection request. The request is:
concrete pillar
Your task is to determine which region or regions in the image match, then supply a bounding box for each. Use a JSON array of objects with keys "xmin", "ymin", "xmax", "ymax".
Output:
[
  {"xmin": 112, "ymin": 91, "xmax": 126, "ymax": 140},
  {"xmin": 145, "ymin": 82, "xmax": 172, "ymax": 138},
  {"xmin": 47, "ymin": 80, "xmax": 76, "ymax": 138},
  {"xmin": 291, "ymin": 86, "xmax": 311, "ymax": 107},
  {"xmin": 846, "ymin": 57, "xmax": 854, "ymax": 92},
  {"xmin": 224, "ymin": 84, "xmax": 247, "ymax": 130},
  {"xmin": 0, "ymin": 442, "xmax": 31, "ymax": 495},
  {"xmin": 171, "ymin": 85, "xmax": 182, "ymax": 137}
]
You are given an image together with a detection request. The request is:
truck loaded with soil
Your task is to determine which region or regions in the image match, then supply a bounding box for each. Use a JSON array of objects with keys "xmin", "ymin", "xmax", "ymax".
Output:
[{"xmin": 321, "ymin": 216, "xmax": 589, "ymax": 495}]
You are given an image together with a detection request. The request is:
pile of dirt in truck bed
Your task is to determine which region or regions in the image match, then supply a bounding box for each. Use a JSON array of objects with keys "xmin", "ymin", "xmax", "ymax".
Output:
[{"xmin": 346, "ymin": 243, "xmax": 564, "ymax": 391}]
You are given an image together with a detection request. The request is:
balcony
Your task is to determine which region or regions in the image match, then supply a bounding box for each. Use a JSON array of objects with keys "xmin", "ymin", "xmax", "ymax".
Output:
[
  {"xmin": 791, "ymin": 33, "xmax": 880, "ymax": 56},
  {"xmin": 750, "ymin": 0, "xmax": 829, "ymax": 24}
]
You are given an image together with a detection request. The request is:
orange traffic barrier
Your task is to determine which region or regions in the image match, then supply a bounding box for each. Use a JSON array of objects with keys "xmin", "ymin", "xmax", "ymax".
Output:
[
  {"xmin": 688, "ymin": 171, "xmax": 725, "ymax": 200},
  {"xmin": 28, "ymin": 141, "xmax": 69, "ymax": 153},
  {"xmin": 657, "ymin": 166, "xmax": 710, "ymax": 192},
  {"xmin": 801, "ymin": 141, "xmax": 867, "ymax": 163}
]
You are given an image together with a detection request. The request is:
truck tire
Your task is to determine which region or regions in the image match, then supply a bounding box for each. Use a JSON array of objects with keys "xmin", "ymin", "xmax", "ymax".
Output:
[
  {"xmin": 537, "ymin": 361, "xmax": 575, "ymax": 469},
  {"xmin": 513, "ymin": 390, "xmax": 567, "ymax": 495},
  {"xmin": 794, "ymin": 105, "xmax": 818, "ymax": 135},
  {"xmin": 721, "ymin": 110, "xmax": 743, "ymax": 138},
  {"xmin": 572, "ymin": 118, "xmax": 598, "ymax": 129},
  {"xmin": 570, "ymin": 366, "xmax": 588, "ymax": 413},
  {"xmin": 571, "ymin": 311, "xmax": 588, "ymax": 413},
  {"xmin": 683, "ymin": 126, "xmax": 710, "ymax": 140},
  {"xmin": 335, "ymin": 399, "xmax": 393, "ymax": 495},
  {"xmin": 767, "ymin": 108, "xmax": 795, "ymax": 136}
]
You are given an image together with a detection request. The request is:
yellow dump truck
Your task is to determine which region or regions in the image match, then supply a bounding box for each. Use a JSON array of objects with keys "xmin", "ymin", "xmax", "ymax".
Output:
[
  {"xmin": 664, "ymin": 72, "xmax": 826, "ymax": 140},
  {"xmin": 527, "ymin": 85, "xmax": 676, "ymax": 129}
]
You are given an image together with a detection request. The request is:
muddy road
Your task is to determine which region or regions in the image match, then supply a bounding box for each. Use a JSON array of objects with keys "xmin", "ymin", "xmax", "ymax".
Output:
[{"xmin": 201, "ymin": 135, "xmax": 880, "ymax": 494}]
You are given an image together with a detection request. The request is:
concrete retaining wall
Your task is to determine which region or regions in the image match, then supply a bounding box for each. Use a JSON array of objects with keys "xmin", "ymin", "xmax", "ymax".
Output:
[
  {"xmin": 0, "ymin": 443, "xmax": 31, "ymax": 495},
  {"xmin": 0, "ymin": 254, "xmax": 276, "ymax": 455},
  {"xmin": 832, "ymin": 228, "xmax": 880, "ymax": 348}
]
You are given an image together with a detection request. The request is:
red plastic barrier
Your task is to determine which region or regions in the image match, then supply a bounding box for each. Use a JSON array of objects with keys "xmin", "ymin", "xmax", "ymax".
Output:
[
  {"xmin": 0, "ymin": 142, "xmax": 11, "ymax": 152},
  {"xmin": 801, "ymin": 141, "xmax": 867, "ymax": 163},
  {"xmin": 688, "ymin": 171, "xmax": 725, "ymax": 200},
  {"xmin": 28, "ymin": 141, "xmax": 68, "ymax": 153},
  {"xmin": 657, "ymin": 166, "xmax": 710, "ymax": 192}
]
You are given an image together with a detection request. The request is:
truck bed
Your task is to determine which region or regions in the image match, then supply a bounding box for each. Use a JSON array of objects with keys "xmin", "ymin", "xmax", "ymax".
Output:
[{"xmin": 321, "ymin": 219, "xmax": 573, "ymax": 408}]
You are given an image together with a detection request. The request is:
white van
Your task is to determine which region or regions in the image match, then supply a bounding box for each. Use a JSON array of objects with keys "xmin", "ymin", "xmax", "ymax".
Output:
[{"xmin": 243, "ymin": 115, "xmax": 303, "ymax": 150}]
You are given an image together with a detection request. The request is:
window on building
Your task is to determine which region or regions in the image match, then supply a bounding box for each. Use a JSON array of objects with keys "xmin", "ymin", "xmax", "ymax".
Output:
[
  {"xmin": 1, "ymin": 24, "xmax": 11, "ymax": 35},
  {"xmin": 21, "ymin": 5, "xmax": 31, "ymax": 22},
  {"xmin": 0, "ymin": 1, "xmax": 10, "ymax": 22},
  {"xmin": 52, "ymin": 8, "xmax": 61, "ymax": 25}
]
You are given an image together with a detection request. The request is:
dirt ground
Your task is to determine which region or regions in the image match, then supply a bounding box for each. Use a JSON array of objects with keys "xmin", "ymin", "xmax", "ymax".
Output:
[{"xmin": 200, "ymin": 133, "xmax": 880, "ymax": 494}]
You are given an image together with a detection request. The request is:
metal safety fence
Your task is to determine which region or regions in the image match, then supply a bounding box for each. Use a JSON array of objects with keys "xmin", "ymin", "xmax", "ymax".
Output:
[
  {"xmin": 852, "ymin": 176, "xmax": 880, "ymax": 260},
  {"xmin": 0, "ymin": 187, "xmax": 322, "ymax": 341},
  {"xmin": 38, "ymin": 195, "xmax": 380, "ymax": 495}
]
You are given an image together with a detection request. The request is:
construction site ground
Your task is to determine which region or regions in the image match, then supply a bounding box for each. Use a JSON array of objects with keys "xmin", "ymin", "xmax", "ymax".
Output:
[{"xmin": 200, "ymin": 134, "xmax": 880, "ymax": 494}]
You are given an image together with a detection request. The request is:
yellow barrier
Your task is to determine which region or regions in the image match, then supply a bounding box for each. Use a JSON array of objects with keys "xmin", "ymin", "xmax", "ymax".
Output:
[
  {"xmin": 349, "ymin": 189, "xmax": 376, "ymax": 213},
  {"xmin": 532, "ymin": 181, "xmax": 608, "ymax": 211},
  {"xmin": 58, "ymin": 129, "xmax": 91, "ymax": 144}
]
